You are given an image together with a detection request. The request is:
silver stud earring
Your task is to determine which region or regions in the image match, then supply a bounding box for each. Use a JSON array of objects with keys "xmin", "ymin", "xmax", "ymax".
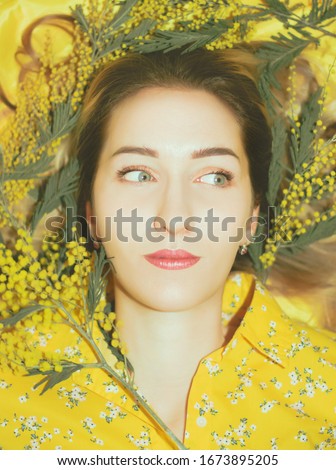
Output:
[{"xmin": 239, "ymin": 244, "xmax": 248, "ymax": 255}]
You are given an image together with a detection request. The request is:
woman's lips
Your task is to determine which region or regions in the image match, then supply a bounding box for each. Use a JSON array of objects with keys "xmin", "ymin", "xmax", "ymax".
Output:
[{"xmin": 144, "ymin": 249, "xmax": 201, "ymax": 270}]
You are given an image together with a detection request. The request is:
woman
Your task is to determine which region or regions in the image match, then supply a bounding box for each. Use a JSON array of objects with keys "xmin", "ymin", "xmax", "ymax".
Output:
[
  {"xmin": 0, "ymin": 48, "xmax": 335, "ymax": 450},
  {"xmin": 78, "ymin": 48, "xmax": 265, "ymax": 442}
]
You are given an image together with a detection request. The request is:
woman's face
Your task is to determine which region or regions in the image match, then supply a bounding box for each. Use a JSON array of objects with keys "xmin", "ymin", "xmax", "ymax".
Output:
[{"xmin": 87, "ymin": 87, "xmax": 259, "ymax": 311}]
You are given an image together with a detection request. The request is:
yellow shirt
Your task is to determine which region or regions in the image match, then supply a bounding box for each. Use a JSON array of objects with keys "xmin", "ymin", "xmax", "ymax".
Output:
[{"xmin": 0, "ymin": 271, "xmax": 335, "ymax": 450}]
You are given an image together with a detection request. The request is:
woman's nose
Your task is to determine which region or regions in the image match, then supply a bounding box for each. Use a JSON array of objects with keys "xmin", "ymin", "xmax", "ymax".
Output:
[{"xmin": 154, "ymin": 182, "xmax": 191, "ymax": 238}]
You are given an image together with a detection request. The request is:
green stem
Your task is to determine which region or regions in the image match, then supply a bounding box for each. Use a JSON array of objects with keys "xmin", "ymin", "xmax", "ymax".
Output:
[
  {"xmin": 84, "ymin": 360, "xmax": 187, "ymax": 450},
  {"xmin": 53, "ymin": 301, "xmax": 187, "ymax": 449},
  {"xmin": 242, "ymin": 4, "xmax": 336, "ymax": 38}
]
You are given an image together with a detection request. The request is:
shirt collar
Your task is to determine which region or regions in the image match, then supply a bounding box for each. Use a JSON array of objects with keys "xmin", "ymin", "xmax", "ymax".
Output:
[
  {"xmin": 221, "ymin": 272, "xmax": 293, "ymax": 367},
  {"xmin": 74, "ymin": 270, "xmax": 293, "ymax": 398}
]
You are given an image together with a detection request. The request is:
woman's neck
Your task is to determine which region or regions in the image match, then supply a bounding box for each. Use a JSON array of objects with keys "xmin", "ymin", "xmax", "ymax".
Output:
[
  {"xmin": 112, "ymin": 284, "xmax": 229, "ymax": 442},
  {"xmin": 113, "ymin": 286, "xmax": 226, "ymax": 388}
]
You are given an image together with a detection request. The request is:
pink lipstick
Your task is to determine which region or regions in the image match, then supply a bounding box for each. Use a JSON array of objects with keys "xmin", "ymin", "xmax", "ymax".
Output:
[{"xmin": 144, "ymin": 249, "xmax": 200, "ymax": 270}]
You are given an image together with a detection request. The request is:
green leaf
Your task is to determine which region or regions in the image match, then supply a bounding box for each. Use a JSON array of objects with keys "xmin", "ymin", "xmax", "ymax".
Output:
[
  {"xmin": 133, "ymin": 19, "xmax": 237, "ymax": 54},
  {"xmin": 62, "ymin": 192, "xmax": 77, "ymax": 214},
  {"xmin": 279, "ymin": 215, "xmax": 336, "ymax": 255},
  {"xmin": 307, "ymin": 0, "xmax": 336, "ymax": 25},
  {"xmin": 70, "ymin": 5, "xmax": 90, "ymax": 34},
  {"xmin": 262, "ymin": 0, "xmax": 292, "ymax": 19},
  {"xmin": 290, "ymin": 87, "xmax": 323, "ymax": 170},
  {"xmin": 36, "ymin": 116, "xmax": 53, "ymax": 145},
  {"xmin": 2, "ymin": 151, "xmax": 54, "ymax": 181},
  {"xmin": 95, "ymin": 19, "xmax": 157, "ymax": 60},
  {"xmin": 110, "ymin": 0, "xmax": 139, "ymax": 30},
  {"xmin": 35, "ymin": 99, "xmax": 80, "ymax": 149},
  {"xmin": 0, "ymin": 304, "xmax": 46, "ymax": 328},
  {"xmin": 258, "ymin": 74, "xmax": 283, "ymax": 116},
  {"xmin": 51, "ymin": 99, "xmax": 81, "ymax": 139},
  {"xmin": 267, "ymin": 116, "xmax": 287, "ymax": 205},
  {"xmin": 30, "ymin": 159, "xmax": 79, "ymax": 232},
  {"xmin": 28, "ymin": 186, "xmax": 39, "ymax": 200},
  {"xmin": 256, "ymin": 34, "xmax": 313, "ymax": 112},
  {"xmin": 257, "ymin": 33, "xmax": 312, "ymax": 82},
  {"xmin": 28, "ymin": 362, "xmax": 84, "ymax": 394},
  {"xmin": 86, "ymin": 247, "xmax": 110, "ymax": 320},
  {"xmin": 253, "ymin": 0, "xmax": 336, "ymax": 31},
  {"xmin": 125, "ymin": 18, "xmax": 157, "ymax": 40},
  {"xmin": 132, "ymin": 30, "xmax": 193, "ymax": 53},
  {"xmin": 72, "ymin": 1, "xmax": 150, "ymax": 61}
]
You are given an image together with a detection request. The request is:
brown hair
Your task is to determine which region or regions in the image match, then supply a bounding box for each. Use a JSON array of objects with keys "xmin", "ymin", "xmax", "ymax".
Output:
[{"xmin": 70, "ymin": 48, "xmax": 272, "ymax": 246}]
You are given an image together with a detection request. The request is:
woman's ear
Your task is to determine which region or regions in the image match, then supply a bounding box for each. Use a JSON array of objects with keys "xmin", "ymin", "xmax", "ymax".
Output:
[{"xmin": 240, "ymin": 204, "xmax": 260, "ymax": 248}]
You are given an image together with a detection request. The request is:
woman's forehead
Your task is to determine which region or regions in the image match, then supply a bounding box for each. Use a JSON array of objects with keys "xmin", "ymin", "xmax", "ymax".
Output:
[{"xmin": 102, "ymin": 86, "xmax": 246, "ymax": 161}]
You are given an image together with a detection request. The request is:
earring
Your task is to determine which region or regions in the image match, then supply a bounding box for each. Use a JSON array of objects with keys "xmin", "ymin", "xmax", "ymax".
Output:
[
  {"xmin": 239, "ymin": 244, "xmax": 248, "ymax": 255},
  {"xmin": 92, "ymin": 238, "xmax": 101, "ymax": 250}
]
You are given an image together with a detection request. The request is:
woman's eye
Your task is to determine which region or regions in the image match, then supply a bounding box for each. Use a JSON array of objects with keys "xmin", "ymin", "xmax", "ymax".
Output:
[
  {"xmin": 199, "ymin": 172, "xmax": 230, "ymax": 186},
  {"xmin": 121, "ymin": 170, "xmax": 153, "ymax": 182}
]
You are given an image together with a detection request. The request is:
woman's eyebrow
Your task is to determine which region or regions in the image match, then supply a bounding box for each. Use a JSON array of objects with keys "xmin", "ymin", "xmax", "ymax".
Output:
[
  {"xmin": 111, "ymin": 146, "xmax": 240, "ymax": 160},
  {"xmin": 111, "ymin": 146, "xmax": 158, "ymax": 158},
  {"xmin": 191, "ymin": 147, "xmax": 240, "ymax": 160}
]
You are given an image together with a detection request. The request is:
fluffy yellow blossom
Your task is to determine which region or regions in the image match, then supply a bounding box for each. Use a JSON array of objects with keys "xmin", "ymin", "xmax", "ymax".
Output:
[
  {"xmin": 260, "ymin": 60, "xmax": 336, "ymax": 270},
  {"xmin": 0, "ymin": 231, "xmax": 114, "ymax": 375},
  {"xmin": 115, "ymin": 361, "xmax": 125, "ymax": 371}
]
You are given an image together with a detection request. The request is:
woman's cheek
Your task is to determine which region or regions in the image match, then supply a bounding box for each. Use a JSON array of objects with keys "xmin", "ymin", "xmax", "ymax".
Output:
[{"xmin": 199, "ymin": 198, "xmax": 251, "ymax": 244}]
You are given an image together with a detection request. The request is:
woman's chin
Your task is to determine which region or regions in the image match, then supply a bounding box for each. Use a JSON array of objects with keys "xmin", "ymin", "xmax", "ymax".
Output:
[
  {"xmin": 124, "ymin": 283, "xmax": 217, "ymax": 313},
  {"xmin": 113, "ymin": 262, "xmax": 227, "ymax": 312}
]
